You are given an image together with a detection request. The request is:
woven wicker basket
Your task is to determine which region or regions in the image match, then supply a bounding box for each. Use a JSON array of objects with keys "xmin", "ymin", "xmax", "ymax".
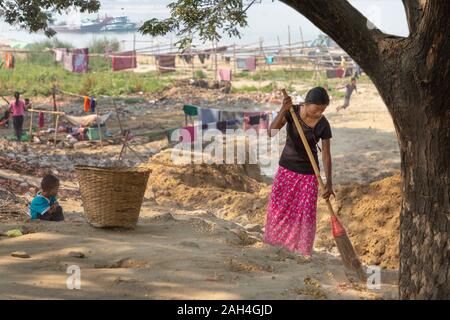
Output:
[{"xmin": 75, "ymin": 166, "xmax": 151, "ymax": 229}]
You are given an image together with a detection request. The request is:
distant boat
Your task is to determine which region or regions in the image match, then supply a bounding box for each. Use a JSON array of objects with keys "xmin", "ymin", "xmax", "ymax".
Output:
[
  {"xmin": 101, "ymin": 16, "xmax": 138, "ymax": 33},
  {"xmin": 51, "ymin": 16, "xmax": 114, "ymax": 33}
]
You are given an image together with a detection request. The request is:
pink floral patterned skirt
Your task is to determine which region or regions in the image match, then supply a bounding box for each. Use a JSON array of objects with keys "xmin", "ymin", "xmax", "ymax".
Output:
[{"xmin": 264, "ymin": 166, "xmax": 319, "ymax": 257}]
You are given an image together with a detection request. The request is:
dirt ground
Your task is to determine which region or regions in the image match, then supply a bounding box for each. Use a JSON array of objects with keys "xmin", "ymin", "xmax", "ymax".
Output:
[
  {"xmin": 0, "ymin": 81, "xmax": 401, "ymax": 299},
  {"xmin": 0, "ymin": 203, "xmax": 398, "ymax": 300}
]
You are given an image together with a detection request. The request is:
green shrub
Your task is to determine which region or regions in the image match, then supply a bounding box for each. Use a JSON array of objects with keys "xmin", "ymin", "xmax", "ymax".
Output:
[
  {"xmin": 88, "ymin": 37, "xmax": 121, "ymax": 54},
  {"xmin": 194, "ymin": 70, "xmax": 206, "ymax": 79}
]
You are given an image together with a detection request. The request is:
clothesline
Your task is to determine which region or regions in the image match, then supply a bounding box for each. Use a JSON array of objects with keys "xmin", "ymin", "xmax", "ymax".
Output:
[
  {"xmin": 56, "ymin": 89, "xmax": 134, "ymax": 109},
  {"xmin": 54, "ymin": 88, "xmax": 277, "ymax": 116},
  {"xmin": 182, "ymin": 104, "xmax": 276, "ymax": 118},
  {"xmin": 0, "ymin": 43, "xmax": 345, "ymax": 59}
]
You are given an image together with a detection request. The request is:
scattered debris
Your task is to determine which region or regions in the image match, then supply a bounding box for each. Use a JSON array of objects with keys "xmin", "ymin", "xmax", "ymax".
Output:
[
  {"xmin": 68, "ymin": 251, "xmax": 86, "ymax": 258},
  {"xmin": 178, "ymin": 241, "xmax": 200, "ymax": 249},
  {"xmin": 11, "ymin": 251, "xmax": 30, "ymax": 259},
  {"xmin": 4, "ymin": 229, "xmax": 23, "ymax": 238}
]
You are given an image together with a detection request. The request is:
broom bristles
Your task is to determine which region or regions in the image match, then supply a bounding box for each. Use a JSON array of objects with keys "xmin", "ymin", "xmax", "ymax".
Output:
[
  {"xmin": 334, "ymin": 233, "xmax": 366, "ymax": 278},
  {"xmin": 332, "ymin": 216, "xmax": 367, "ymax": 282}
]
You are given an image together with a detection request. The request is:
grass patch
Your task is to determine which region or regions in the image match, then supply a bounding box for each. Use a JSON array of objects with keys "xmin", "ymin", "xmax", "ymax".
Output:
[
  {"xmin": 0, "ymin": 39, "xmax": 173, "ymax": 97},
  {"xmin": 0, "ymin": 61, "xmax": 171, "ymax": 97},
  {"xmin": 232, "ymin": 82, "xmax": 277, "ymax": 94},
  {"xmin": 234, "ymin": 69, "xmax": 316, "ymax": 82}
]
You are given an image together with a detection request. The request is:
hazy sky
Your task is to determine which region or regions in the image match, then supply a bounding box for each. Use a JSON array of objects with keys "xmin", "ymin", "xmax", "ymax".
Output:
[
  {"xmin": 96, "ymin": 0, "xmax": 409, "ymax": 44},
  {"xmin": 0, "ymin": 0, "xmax": 409, "ymax": 48}
]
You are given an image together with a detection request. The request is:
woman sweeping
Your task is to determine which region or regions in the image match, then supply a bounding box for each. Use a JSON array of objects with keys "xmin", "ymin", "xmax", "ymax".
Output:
[{"xmin": 265, "ymin": 87, "xmax": 335, "ymax": 259}]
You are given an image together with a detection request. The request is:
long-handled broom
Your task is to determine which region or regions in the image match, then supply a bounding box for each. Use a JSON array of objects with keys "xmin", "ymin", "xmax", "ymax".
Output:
[{"xmin": 281, "ymin": 89, "xmax": 366, "ymax": 281}]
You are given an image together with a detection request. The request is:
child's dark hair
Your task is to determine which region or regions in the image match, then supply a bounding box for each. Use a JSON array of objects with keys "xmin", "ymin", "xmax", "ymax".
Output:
[
  {"xmin": 41, "ymin": 174, "xmax": 59, "ymax": 191},
  {"xmin": 351, "ymin": 77, "xmax": 357, "ymax": 81},
  {"xmin": 305, "ymin": 87, "xmax": 330, "ymax": 107}
]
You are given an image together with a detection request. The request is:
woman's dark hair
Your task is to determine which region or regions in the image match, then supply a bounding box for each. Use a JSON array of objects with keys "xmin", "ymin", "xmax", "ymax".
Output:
[
  {"xmin": 41, "ymin": 174, "xmax": 59, "ymax": 191},
  {"xmin": 14, "ymin": 91, "xmax": 20, "ymax": 105},
  {"xmin": 305, "ymin": 87, "xmax": 330, "ymax": 107}
]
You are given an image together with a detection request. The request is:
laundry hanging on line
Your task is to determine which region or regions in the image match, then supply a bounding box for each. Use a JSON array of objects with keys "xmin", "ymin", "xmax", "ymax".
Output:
[
  {"xmin": 180, "ymin": 53, "xmax": 193, "ymax": 64},
  {"xmin": 199, "ymin": 108, "xmax": 221, "ymax": 124},
  {"xmin": 198, "ymin": 53, "xmax": 210, "ymax": 64},
  {"xmin": 249, "ymin": 115, "xmax": 261, "ymax": 126},
  {"xmin": 217, "ymin": 68, "xmax": 232, "ymax": 82},
  {"xmin": 90, "ymin": 97, "xmax": 96, "ymax": 113},
  {"xmin": 64, "ymin": 112, "xmax": 112, "ymax": 127},
  {"xmin": 3, "ymin": 52, "xmax": 15, "ymax": 69},
  {"xmin": 179, "ymin": 126, "xmax": 198, "ymax": 143},
  {"xmin": 244, "ymin": 112, "xmax": 269, "ymax": 133},
  {"xmin": 166, "ymin": 128, "xmax": 179, "ymax": 143},
  {"xmin": 112, "ymin": 51, "xmax": 137, "ymax": 71},
  {"xmin": 83, "ymin": 96, "xmax": 90, "ymax": 113},
  {"xmin": 271, "ymin": 111, "xmax": 279, "ymax": 123},
  {"xmin": 236, "ymin": 57, "xmax": 256, "ymax": 71},
  {"xmin": 54, "ymin": 48, "xmax": 68, "ymax": 62},
  {"xmin": 63, "ymin": 48, "xmax": 89, "ymax": 73},
  {"xmin": 183, "ymin": 105, "xmax": 198, "ymax": 117},
  {"xmin": 156, "ymin": 55, "xmax": 176, "ymax": 73},
  {"xmin": 38, "ymin": 112, "xmax": 45, "ymax": 129},
  {"xmin": 266, "ymin": 56, "xmax": 274, "ymax": 65},
  {"xmin": 220, "ymin": 110, "xmax": 243, "ymax": 122}
]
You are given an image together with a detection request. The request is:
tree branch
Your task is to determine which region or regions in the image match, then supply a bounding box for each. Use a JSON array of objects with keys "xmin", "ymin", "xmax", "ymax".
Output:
[
  {"xmin": 402, "ymin": 0, "xmax": 425, "ymax": 35},
  {"xmin": 279, "ymin": 0, "xmax": 398, "ymax": 78},
  {"xmin": 0, "ymin": 0, "xmax": 100, "ymax": 36},
  {"xmin": 413, "ymin": 0, "xmax": 450, "ymax": 91}
]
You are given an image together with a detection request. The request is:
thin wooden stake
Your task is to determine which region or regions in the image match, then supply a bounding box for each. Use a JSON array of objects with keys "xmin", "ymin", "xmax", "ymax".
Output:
[
  {"xmin": 54, "ymin": 115, "xmax": 59, "ymax": 147},
  {"xmin": 29, "ymin": 109, "xmax": 34, "ymax": 142}
]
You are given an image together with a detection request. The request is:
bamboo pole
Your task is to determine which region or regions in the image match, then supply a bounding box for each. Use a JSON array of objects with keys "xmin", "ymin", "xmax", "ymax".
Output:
[
  {"xmin": 95, "ymin": 107, "xmax": 103, "ymax": 145},
  {"xmin": 113, "ymin": 99, "xmax": 124, "ymax": 134},
  {"xmin": 299, "ymin": 26, "xmax": 305, "ymax": 53},
  {"xmin": 213, "ymin": 41, "xmax": 218, "ymax": 81},
  {"xmin": 28, "ymin": 109, "xmax": 34, "ymax": 142},
  {"xmin": 233, "ymin": 43, "xmax": 237, "ymax": 75},
  {"xmin": 288, "ymin": 25, "xmax": 293, "ymax": 71},
  {"xmin": 28, "ymin": 109, "xmax": 65, "ymax": 115},
  {"xmin": 54, "ymin": 115, "xmax": 59, "ymax": 147},
  {"xmin": 52, "ymin": 86, "xmax": 57, "ymax": 129},
  {"xmin": 258, "ymin": 38, "xmax": 263, "ymax": 94}
]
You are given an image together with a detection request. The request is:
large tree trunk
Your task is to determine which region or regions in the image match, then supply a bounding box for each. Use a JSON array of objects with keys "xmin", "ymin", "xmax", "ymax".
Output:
[
  {"xmin": 359, "ymin": 37, "xmax": 449, "ymax": 300},
  {"xmin": 280, "ymin": 0, "xmax": 450, "ymax": 299},
  {"xmin": 372, "ymin": 3, "xmax": 450, "ymax": 298},
  {"xmin": 397, "ymin": 116, "xmax": 449, "ymax": 299},
  {"xmin": 368, "ymin": 67, "xmax": 449, "ymax": 299}
]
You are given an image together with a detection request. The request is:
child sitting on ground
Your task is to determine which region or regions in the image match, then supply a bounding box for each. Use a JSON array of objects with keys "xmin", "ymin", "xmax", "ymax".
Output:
[{"xmin": 29, "ymin": 174, "xmax": 65, "ymax": 221}]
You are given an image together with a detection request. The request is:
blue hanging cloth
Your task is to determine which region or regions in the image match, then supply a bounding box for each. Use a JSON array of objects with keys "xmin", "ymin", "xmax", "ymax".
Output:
[{"xmin": 90, "ymin": 96, "xmax": 96, "ymax": 113}]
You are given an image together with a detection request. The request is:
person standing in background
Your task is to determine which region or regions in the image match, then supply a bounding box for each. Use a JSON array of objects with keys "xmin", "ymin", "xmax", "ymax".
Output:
[
  {"xmin": 336, "ymin": 78, "xmax": 358, "ymax": 112},
  {"xmin": 9, "ymin": 92, "xmax": 26, "ymax": 142}
]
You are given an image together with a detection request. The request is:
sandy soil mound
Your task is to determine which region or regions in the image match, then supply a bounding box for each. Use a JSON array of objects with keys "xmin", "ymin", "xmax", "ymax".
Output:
[
  {"xmin": 317, "ymin": 174, "xmax": 401, "ymax": 269},
  {"xmin": 142, "ymin": 150, "xmax": 271, "ymax": 221},
  {"xmin": 143, "ymin": 149, "xmax": 401, "ymax": 269}
]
